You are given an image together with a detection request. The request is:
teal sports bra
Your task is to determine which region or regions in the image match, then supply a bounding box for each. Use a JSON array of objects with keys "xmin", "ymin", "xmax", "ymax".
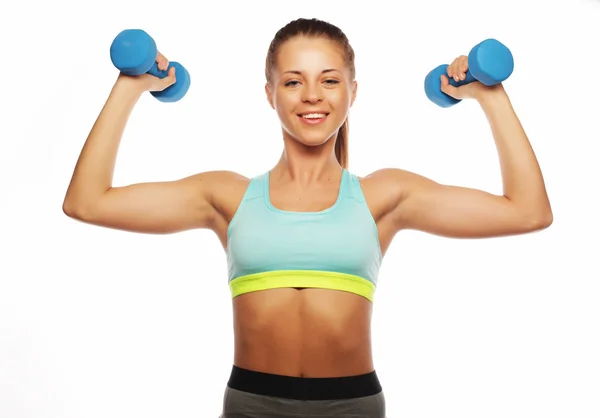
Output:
[{"xmin": 226, "ymin": 169, "xmax": 383, "ymax": 302}]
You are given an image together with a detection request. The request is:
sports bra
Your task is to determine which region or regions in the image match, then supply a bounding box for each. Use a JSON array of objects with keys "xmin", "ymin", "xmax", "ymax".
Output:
[{"xmin": 226, "ymin": 168, "xmax": 383, "ymax": 302}]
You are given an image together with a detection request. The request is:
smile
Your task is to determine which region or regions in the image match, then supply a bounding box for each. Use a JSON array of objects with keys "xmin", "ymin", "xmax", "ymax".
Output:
[{"xmin": 297, "ymin": 113, "xmax": 329, "ymax": 125}]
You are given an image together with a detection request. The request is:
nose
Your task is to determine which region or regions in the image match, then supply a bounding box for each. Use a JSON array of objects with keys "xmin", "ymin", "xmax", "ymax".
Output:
[{"xmin": 301, "ymin": 82, "xmax": 323, "ymax": 104}]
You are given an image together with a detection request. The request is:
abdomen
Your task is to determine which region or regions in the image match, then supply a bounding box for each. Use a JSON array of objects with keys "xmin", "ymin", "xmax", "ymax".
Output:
[{"xmin": 232, "ymin": 288, "xmax": 374, "ymax": 377}]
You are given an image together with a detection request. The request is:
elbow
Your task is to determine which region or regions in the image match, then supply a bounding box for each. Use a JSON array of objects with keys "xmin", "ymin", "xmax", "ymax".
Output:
[
  {"xmin": 542, "ymin": 208, "xmax": 554, "ymax": 228},
  {"xmin": 62, "ymin": 198, "xmax": 91, "ymax": 221},
  {"xmin": 63, "ymin": 189, "xmax": 110, "ymax": 223},
  {"xmin": 62, "ymin": 199, "xmax": 80, "ymax": 219},
  {"xmin": 524, "ymin": 207, "xmax": 553, "ymax": 232}
]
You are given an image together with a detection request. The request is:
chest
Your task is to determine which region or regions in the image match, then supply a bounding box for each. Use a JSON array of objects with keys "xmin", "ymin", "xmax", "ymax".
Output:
[
  {"xmin": 227, "ymin": 205, "xmax": 380, "ymax": 279},
  {"xmin": 268, "ymin": 183, "xmax": 340, "ymax": 213}
]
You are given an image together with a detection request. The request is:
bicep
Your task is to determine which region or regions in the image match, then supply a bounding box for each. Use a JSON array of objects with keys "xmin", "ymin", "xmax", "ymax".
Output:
[
  {"xmin": 66, "ymin": 172, "xmax": 220, "ymax": 234},
  {"xmin": 388, "ymin": 171, "xmax": 546, "ymax": 238}
]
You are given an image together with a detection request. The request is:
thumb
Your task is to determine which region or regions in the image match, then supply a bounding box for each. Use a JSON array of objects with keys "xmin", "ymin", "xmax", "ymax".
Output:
[
  {"xmin": 440, "ymin": 74, "xmax": 460, "ymax": 99},
  {"xmin": 162, "ymin": 66, "xmax": 177, "ymax": 89}
]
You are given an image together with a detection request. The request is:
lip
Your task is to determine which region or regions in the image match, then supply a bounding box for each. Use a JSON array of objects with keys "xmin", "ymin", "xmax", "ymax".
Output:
[
  {"xmin": 298, "ymin": 113, "xmax": 329, "ymax": 125},
  {"xmin": 297, "ymin": 110, "xmax": 330, "ymax": 116}
]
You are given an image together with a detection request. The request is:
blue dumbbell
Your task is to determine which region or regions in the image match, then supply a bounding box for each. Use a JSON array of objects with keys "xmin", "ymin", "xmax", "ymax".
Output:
[
  {"xmin": 110, "ymin": 29, "xmax": 191, "ymax": 103},
  {"xmin": 424, "ymin": 38, "xmax": 514, "ymax": 108}
]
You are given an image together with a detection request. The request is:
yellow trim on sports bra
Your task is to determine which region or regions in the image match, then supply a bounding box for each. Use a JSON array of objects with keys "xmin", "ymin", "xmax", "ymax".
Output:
[{"xmin": 229, "ymin": 270, "xmax": 376, "ymax": 302}]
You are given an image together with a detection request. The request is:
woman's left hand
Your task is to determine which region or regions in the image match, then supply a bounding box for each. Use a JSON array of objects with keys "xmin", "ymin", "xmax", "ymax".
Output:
[{"xmin": 441, "ymin": 55, "xmax": 502, "ymax": 102}]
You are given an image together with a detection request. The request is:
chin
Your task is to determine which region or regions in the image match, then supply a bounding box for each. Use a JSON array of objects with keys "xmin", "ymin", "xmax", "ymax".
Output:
[
  {"xmin": 286, "ymin": 115, "xmax": 341, "ymax": 146},
  {"xmin": 290, "ymin": 130, "xmax": 335, "ymax": 147}
]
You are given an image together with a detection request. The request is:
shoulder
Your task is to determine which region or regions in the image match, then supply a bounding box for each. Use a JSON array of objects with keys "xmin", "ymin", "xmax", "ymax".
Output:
[
  {"xmin": 186, "ymin": 170, "xmax": 253, "ymax": 237},
  {"xmin": 359, "ymin": 167, "xmax": 437, "ymax": 193},
  {"xmin": 189, "ymin": 169, "xmax": 251, "ymax": 202},
  {"xmin": 187, "ymin": 170, "xmax": 249, "ymax": 186},
  {"xmin": 174, "ymin": 170, "xmax": 248, "ymax": 212},
  {"xmin": 357, "ymin": 167, "xmax": 423, "ymax": 195},
  {"xmin": 355, "ymin": 168, "xmax": 438, "ymax": 219},
  {"xmin": 180, "ymin": 170, "xmax": 250, "ymax": 200},
  {"xmin": 196, "ymin": 170, "xmax": 254, "ymax": 221}
]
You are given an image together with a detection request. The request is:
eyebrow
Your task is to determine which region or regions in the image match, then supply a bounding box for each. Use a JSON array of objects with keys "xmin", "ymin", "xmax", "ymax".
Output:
[{"xmin": 282, "ymin": 69, "xmax": 341, "ymax": 76}]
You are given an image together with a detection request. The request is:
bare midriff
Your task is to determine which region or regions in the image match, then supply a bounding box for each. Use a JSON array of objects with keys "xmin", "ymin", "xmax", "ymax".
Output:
[{"xmin": 232, "ymin": 287, "xmax": 374, "ymax": 378}]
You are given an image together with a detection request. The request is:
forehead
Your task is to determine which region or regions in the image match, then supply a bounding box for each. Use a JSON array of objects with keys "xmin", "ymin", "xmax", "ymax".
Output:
[{"xmin": 275, "ymin": 36, "xmax": 346, "ymax": 74}]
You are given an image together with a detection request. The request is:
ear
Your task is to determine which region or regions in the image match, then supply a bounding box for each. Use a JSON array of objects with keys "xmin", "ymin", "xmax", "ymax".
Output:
[
  {"xmin": 350, "ymin": 80, "xmax": 358, "ymax": 107},
  {"xmin": 265, "ymin": 83, "xmax": 275, "ymax": 109}
]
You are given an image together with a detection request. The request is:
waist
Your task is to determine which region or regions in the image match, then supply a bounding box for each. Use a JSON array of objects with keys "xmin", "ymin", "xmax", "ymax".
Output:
[{"xmin": 226, "ymin": 365, "xmax": 383, "ymax": 401}]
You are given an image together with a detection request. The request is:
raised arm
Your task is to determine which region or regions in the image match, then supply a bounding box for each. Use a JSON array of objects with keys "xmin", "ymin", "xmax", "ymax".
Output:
[
  {"xmin": 63, "ymin": 54, "xmax": 243, "ymax": 235},
  {"xmin": 368, "ymin": 56, "xmax": 552, "ymax": 239}
]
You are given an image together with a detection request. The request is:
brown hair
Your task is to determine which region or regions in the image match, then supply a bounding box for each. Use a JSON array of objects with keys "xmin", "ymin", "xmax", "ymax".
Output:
[{"xmin": 265, "ymin": 18, "xmax": 355, "ymax": 168}]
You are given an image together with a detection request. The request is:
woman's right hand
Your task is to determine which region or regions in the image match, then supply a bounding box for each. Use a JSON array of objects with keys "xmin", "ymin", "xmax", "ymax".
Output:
[{"xmin": 117, "ymin": 51, "xmax": 177, "ymax": 93}]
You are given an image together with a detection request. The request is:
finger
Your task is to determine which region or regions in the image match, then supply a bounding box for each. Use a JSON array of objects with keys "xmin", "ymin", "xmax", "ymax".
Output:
[
  {"xmin": 456, "ymin": 57, "xmax": 465, "ymax": 82},
  {"xmin": 159, "ymin": 60, "xmax": 169, "ymax": 72},
  {"xmin": 456, "ymin": 59, "xmax": 463, "ymax": 81},
  {"xmin": 450, "ymin": 59, "xmax": 460, "ymax": 82},
  {"xmin": 156, "ymin": 59, "xmax": 168, "ymax": 72},
  {"xmin": 156, "ymin": 52, "xmax": 169, "ymax": 71},
  {"xmin": 459, "ymin": 56, "xmax": 468, "ymax": 80}
]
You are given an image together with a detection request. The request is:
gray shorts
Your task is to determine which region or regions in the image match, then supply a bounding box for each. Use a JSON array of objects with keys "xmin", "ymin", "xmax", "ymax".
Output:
[{"xmin": 218, "ymin": 366, "xmax": 386, "ymax": 418}]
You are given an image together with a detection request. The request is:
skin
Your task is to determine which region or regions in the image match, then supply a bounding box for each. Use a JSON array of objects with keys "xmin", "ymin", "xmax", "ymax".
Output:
[{"xmin": 63, "ymin": 36, "xmax": 552, "ymax": 378}]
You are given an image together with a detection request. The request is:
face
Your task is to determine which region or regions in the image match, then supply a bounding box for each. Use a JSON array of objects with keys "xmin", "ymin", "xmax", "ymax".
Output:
[{"xmin": 265, "ymin": 36, "xmax": 357, "ymax": 147}]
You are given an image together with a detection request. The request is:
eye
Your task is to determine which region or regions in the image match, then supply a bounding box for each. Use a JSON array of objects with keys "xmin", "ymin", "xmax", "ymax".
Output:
[{"xmin": 284, "ymin": 79, "xmax": 340, "ymax": 87}]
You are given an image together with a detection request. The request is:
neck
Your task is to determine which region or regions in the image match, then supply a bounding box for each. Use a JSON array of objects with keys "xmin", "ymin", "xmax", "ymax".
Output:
[{"xmin": 272, "ymin": 134, "xmax": 342, "ymax": 184}]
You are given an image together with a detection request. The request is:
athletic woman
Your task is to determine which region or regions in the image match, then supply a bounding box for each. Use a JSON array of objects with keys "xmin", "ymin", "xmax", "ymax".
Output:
[{"xmin": 63, "ymin": 17, "xmax": 552, "ymax": 418}]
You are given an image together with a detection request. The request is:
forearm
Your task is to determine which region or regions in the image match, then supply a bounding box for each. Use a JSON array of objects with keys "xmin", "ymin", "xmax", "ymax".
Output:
[
  {"xmin": 479, "ymin": 86, "xmax": 552, "ymax": 219},
  {"xmin": 64, "ymin": 78, "xmax": 143, "ymax": 211}
]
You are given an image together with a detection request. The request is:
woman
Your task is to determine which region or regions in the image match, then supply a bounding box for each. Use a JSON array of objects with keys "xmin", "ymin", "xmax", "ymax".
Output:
[{"xmin": 63, "ymin": 17, "xmax": 552, "ymax": 418}]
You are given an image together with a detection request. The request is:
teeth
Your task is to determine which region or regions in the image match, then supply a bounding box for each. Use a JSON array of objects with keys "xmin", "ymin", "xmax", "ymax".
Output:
[{"xmin": 302, "ymin": 113, "xmax": 326, "ymax": 119}]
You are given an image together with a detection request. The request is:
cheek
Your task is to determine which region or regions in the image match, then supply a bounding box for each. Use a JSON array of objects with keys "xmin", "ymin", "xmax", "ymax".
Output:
[
  {"xmin": 274, "ymin": 91, "xmax": 299, "ymax": 115},
  {"xmin": 328, "ymin": 91, "xmax": 352, "ymax": 113},
  {"xmin": 327, "ymin": 86, "xmax": 351, "ymax": 104}
]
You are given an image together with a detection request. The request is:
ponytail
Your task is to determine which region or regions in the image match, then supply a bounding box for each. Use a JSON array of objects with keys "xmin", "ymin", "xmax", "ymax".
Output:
[{"xmin": 335, "ymin": 118, "xmax": 349, "ymax": 169}]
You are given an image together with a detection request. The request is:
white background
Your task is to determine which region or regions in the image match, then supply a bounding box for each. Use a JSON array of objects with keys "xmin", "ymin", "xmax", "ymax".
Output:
[{"xmin": 1, "ymin": 0, "xmax": 599, "ymax": 417}]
